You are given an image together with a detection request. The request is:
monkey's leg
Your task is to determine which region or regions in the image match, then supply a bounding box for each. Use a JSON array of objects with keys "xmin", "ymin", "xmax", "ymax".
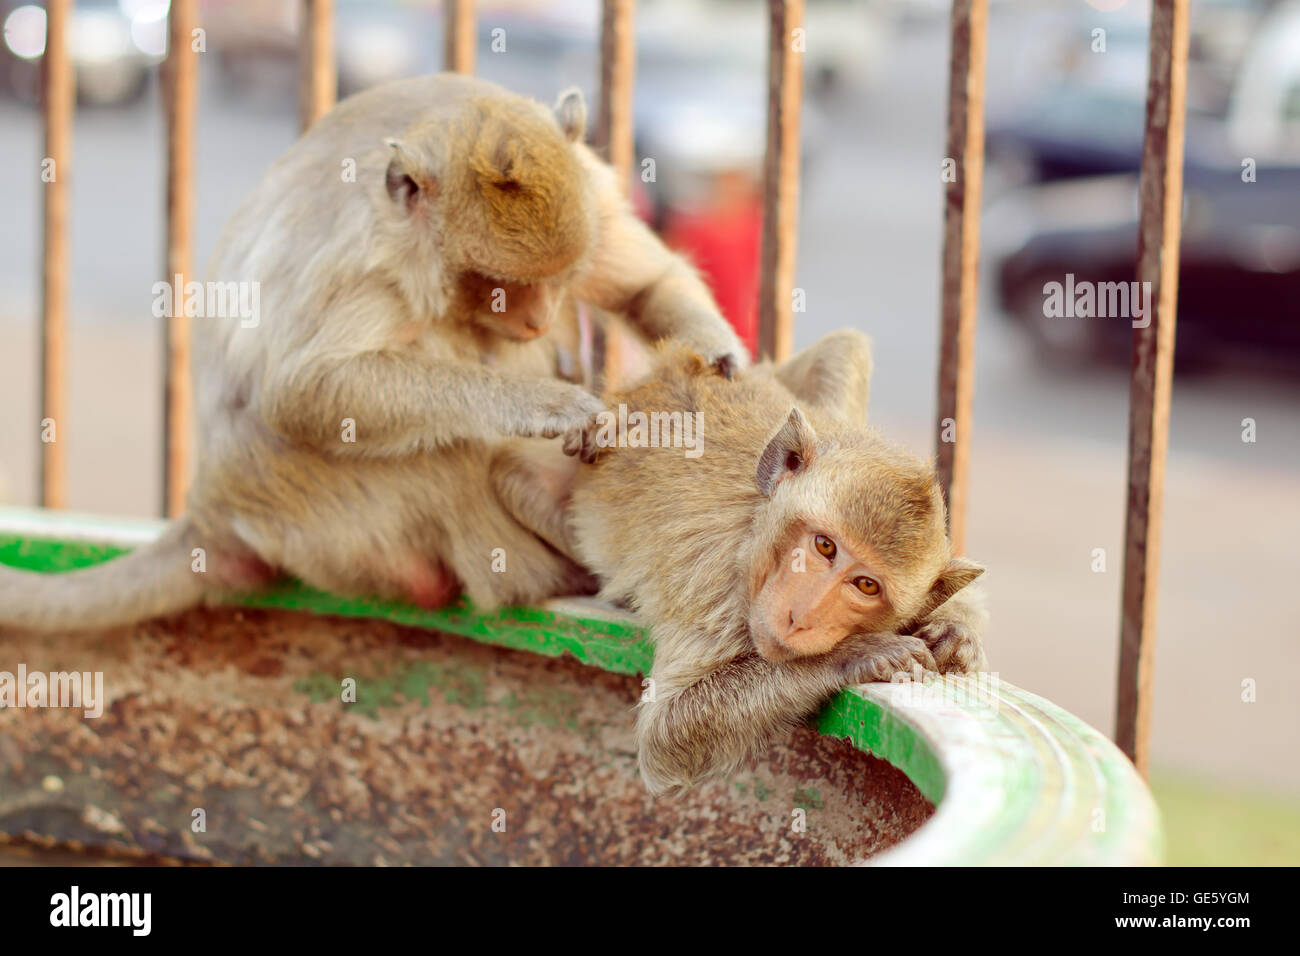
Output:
[
  {"xmin": 428, "ymin": 444, "xmax": 595, "ymax": 607},
  {"xmin": 770, "ymin": 329, "xmax": 874, "ymax": 425},
  {"xmin": 637, "ymin": 628, "xmax": 935, "ymax": 795},
  {"xmin": 490, "ymin": 440, "xmax": 584, "ymax": 564}
]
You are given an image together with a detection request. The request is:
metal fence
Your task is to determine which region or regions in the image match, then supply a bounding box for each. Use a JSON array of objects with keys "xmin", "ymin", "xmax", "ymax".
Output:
[{"xmin": 31, "ymin": 0, "xmax": 1187, "ymax": 774}]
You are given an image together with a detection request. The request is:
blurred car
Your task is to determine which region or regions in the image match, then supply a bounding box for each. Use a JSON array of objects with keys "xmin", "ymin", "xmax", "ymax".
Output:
[
  {"xmin": 991, "ymin": 163, "xmax": 1300, "ymax": 367},
  {"xmin": 202, "ymin": 0, "xmax": 297, "ymax": 95},
  {"xmin": 638, "ymin": 0, "xmax": 895, "ymax": 99},
  {"xmin": 1, "ymin": 0, "xmax": 168, "ymax": 106},
  {"xmin": 984, "ymin": 0, "xmax": 1289, "ymax": 191}
]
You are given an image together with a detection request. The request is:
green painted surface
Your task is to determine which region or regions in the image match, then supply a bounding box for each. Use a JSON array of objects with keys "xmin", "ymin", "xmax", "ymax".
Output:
[
  {"xmin": 814, "ymin": 685, "xmax": 948, "ymax": 804},
  {"xmin": 0, "ymin": 535, "xmax": 129, "ymax": 572}
]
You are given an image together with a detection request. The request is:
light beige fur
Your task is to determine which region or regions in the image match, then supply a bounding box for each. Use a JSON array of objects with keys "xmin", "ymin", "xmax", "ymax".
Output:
[
  {"xmin": 493, "ymin": 330, "xmax": 988, "ymax": 794},
  {"xmin": 0, "ymin": 74, "xmax": 744, "ymax": 630}
]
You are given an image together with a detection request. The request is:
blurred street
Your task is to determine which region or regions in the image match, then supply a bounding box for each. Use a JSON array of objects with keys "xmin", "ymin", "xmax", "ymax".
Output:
[{"xmin": 0, "ymin": 3, "xmax": 1297, "ymax": 804}]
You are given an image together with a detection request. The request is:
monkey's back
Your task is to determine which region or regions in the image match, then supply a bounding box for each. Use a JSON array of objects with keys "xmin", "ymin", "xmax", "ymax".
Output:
[
  {"xmin": 189, "ymin": 73, "xmax": 591, "ymax": 530},
  {"xmin": 570, "ymin": 348, "xmax": 816, "ymax": 638}
]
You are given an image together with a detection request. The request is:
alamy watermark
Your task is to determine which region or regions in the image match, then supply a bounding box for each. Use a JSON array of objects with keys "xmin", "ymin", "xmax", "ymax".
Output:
[
  {"xmin": 152, "ymin": 274, "xmax": 261, "ymax": 328},
  {"xmin": 590, "ymin": 404, "xmax": 704, "ymax": 459},
  {"xmin": 0, "ymin": 665, "xmax": 103, "ymax": 718},
  {"xmin": 884, "ymin": 668, "xmax": 1002, "ymax": 717},
  {"xmin": 1042, "ymin": 273, "xmax": 1152, "ymax": 328}
]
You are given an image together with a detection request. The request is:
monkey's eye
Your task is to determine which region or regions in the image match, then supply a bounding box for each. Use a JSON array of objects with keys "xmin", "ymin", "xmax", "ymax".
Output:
[
  {"xmin": 852, "ymin": 576, "xmax": 881, "ymax": 597},
  {"xmin": 814, "ymin": 534, "xmax": 836, "ymax": 561}
]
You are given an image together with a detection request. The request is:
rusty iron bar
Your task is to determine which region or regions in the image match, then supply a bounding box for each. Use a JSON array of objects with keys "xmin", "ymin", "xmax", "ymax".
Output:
[
  {"xmin": 595, "ymin": 0, "xmax": 636, "ymax": 183},
  {"xmin": 162, "ymin": 0, "xmax": 198, "ymax": 518},
  {"xmin": 444, "ymin": 0, "xmax": 477, "ymax": 74},
  {"xmin": 934, "ymin": 0, "xmax": 988, "ymax": 557},
  {"xmin": 38, "ymin": 0, "xmax": 73, "ymax": 509},
  {"xmin": 298, "ymin": 0, "xmax": 336, "ymax": 131},
  {"xmin": 594, "ymin": 0, "xmax": 636, "ymax": 389},
  {"xmin": 1116, "ymin": 0, "xmax": 1189, "ymax": 777},
  {"xmin": 757, "ymin": 0, "xmax": 804, "ymax": 364}
]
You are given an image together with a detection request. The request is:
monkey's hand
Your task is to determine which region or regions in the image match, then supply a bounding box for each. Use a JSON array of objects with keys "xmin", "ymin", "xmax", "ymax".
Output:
[
  {"xmin": 909, "ymin": 583, "xmax": 988, "ymax": 674},
  {"xmin": 518, "ymin": 381, "xmax": 606, "ymax": 440},
  {"xmin": 704, "ymin": 347, "xmax": 748, "ymax": 381},
  {"xmin": 560, "ymin": 403, "xmax": 615, "ymax": 464},
  {"xmin": 830, "ymin": 632, "xmax": 937, "ymax": 686},
  {"xmin": 913, "ymin": 619, "xmax": 985, "ymax": 674}
]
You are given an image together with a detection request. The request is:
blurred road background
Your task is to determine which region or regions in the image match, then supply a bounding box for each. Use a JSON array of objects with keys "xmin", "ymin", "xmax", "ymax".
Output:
[{"xmin": 0, "ymin": 0, "xmax": 1296, "ymax": 862}]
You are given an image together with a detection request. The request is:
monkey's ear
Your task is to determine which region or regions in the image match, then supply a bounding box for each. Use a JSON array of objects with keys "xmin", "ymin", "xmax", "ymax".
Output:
[
  {"xmin": 383, "ymin": 138, "xmax": 428, "ymax": 210},
  {"xmin": 553, "ymin": 88, "xmax": 587, "ymax": 143},
  {"xmin": 756, "ymin": 407, "xmax": 817, "ymax": 497},
  {"xmin": 916, "ymin": 557, "xmax": 984, "ymax": 618}
]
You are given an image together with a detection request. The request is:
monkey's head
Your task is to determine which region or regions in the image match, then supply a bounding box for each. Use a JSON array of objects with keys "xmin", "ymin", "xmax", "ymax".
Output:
[
  {"xmin": 382, "ymin": 87, "xmax": 597, "ymax": 341},
  {"xmin": 746, "ymin": 408, "xmax": 984, "ymax": 663}
]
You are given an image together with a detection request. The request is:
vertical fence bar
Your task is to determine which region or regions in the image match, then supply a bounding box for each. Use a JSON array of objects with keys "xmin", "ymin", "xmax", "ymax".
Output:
[
  {"xmin": 162, "ymin": 0, "xmax": 198, "ymax": 518},
  {"xmin": 594, "ymin": 0, "xmax": 636, "ymax": 388},
  {"xmin": 935, "ymin": 0, "xmax": 987, "ymax": 556},
  {"xmin": 1116, "ymin": 0, "xmax": 1189, "ymax": 776},
  {"xmin": 39, "ymin": 0, "xmax": 73, "ymax": 509},
  {"xmin": 444, "ymin": 0, "xmax": 477, "ymax": 74},
  {"xmin": 299, "ymin": 0, "xmax": 336, "ymax": 131},
  {"xmin": 757, "ymin": 0, "xmax": 804, "ymax": 364}
]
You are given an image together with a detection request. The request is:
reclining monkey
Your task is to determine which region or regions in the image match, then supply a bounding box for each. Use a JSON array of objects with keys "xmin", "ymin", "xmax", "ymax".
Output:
[
  {"xmin": 493, "ymin": 330, "xmax": 987, "ymax": 794},
  {"xmin": 0, "ymin": 74, "xmax": 745, "ymax": 631}
]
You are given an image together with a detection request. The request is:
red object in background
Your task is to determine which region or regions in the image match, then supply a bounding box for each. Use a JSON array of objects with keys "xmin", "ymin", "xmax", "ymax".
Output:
[{"xmin": 663, "ymin": 178, "xmax": 764, "ymax": 360}]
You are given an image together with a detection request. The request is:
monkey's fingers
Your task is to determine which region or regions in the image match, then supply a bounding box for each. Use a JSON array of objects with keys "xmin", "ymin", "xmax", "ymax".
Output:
[
  {"xmin": 914, "ymin": 621, "xmax": 985, "ymax": 674},
  {"xmin": 561, "ymin": 415, "xmax": 609, "ymax": 464},
  {"xmin": 708, "ymin": 349, "xmax": 747, "ymax": 381},
  {"xmin": 532, "ymin": 384, "xmax": 606, "ymax": 440},
  {"xmin": 837, "ymin": 634, "xmax": 936, "ymax": 685}
]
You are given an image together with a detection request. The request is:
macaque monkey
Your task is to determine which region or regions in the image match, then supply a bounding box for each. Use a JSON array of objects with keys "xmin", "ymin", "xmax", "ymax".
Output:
[
  {"xmin": 0, "ymin": 74, "xmax": 744, "ymax": 631},
  {"xmin": 492, "ymin": 330, "xmax": 988, "ymax": 794}
]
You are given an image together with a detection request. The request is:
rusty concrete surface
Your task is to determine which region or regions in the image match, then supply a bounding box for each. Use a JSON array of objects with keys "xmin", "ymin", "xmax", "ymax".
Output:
[{"xmin": 0, "ymin": 609, "xmax": 931, "ymax": 865}]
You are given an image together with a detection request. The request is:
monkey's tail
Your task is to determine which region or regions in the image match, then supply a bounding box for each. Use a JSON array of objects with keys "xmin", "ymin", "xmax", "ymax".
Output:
[{"xmin": 0, "ymin": 518, "xmax": 215, "ymax": 631}]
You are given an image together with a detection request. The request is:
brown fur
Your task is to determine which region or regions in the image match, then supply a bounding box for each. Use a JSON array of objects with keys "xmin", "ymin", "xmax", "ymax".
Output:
[
  {"xmin": 0, "ymin": 74, "xmax": 743, "ymax": 631},
  {"xmin": 492, "ymin": 330, "xmax": 988, "ymax": 794}
]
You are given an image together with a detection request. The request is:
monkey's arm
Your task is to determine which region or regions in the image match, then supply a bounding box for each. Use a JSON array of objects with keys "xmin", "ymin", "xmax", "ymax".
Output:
[
  {"xmin": 637, "ymin": 630, "xmax": 935, "ymax": 795},
  {"xmin": 571, "ymin": 149, "xmax": 747, "ymax": 368},
  {"xmin": 262, "ymin": 351, "xmax": 604, "ymax": 455}
]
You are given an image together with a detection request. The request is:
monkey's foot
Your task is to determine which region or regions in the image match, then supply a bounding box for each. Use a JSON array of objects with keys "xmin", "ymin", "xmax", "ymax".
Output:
[
  {"xmin": 404, "ymin": 560, "xmax": 461, "ymax": 610},
  {"xmin": 214, "ymin": 549, "xmax": 278, "ymax": 591}
]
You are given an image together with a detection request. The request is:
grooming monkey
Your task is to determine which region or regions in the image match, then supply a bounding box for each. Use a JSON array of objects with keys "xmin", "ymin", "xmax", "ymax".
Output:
[
  {"xmin": 492, "ymin": 330, "xmax": 987, "ymax": 794},
  {"xmin": 0, "ymin": 74, "xmax": 744, "ymax": 631}
]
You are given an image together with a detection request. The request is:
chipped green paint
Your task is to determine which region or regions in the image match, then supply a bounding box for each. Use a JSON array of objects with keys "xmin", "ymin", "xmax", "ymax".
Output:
[
  {"xmin": 238, "ymin": 582, "xmax": 656, "ymax": 677},
  {"xmin": 294, "ymin": 672, "xmax": 348, "ymax": 707},
  {"xmin": 294, "ymin": 658, "xmax": 585, "ymax": 731},
  {"xmin": 295, "ymin": 660, "xmax": 488, "ymax": 718},
  {"xmin": 793, "ymin": 787, "xmax": 824, "ymax": 811}
]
